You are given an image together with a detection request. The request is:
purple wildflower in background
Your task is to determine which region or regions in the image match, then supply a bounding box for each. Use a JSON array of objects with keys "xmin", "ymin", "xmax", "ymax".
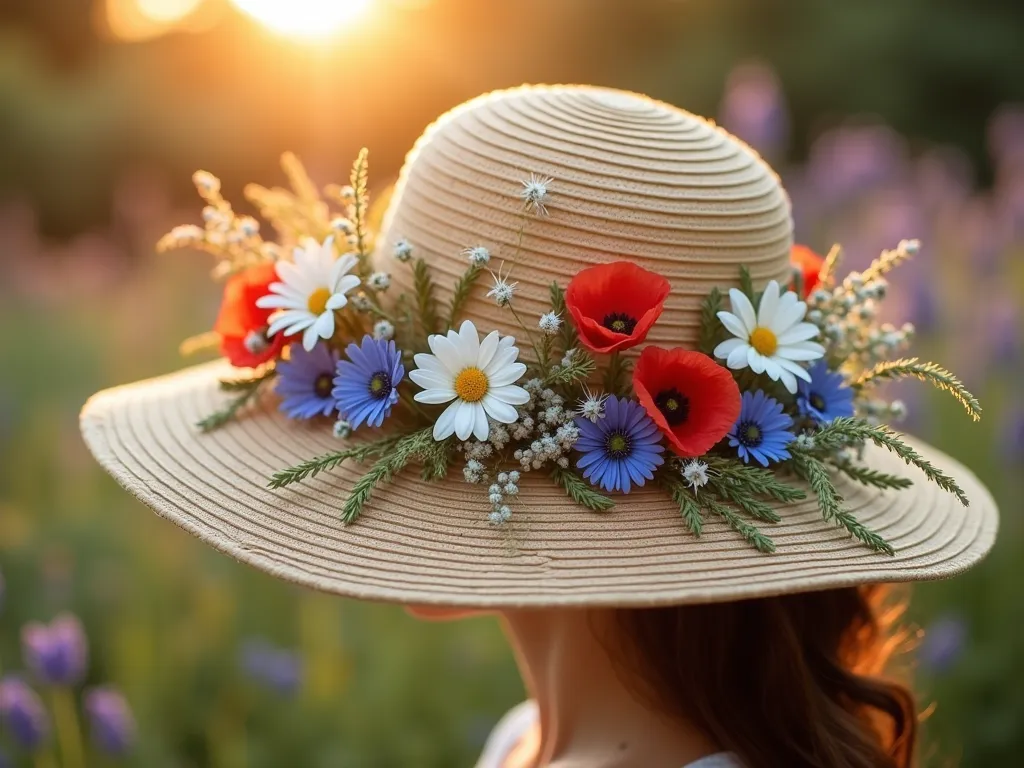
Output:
[
  {"xmin": 919, "ymin": 614, "xmax": 968, "ymax": 673},
  {"xmin": 21, "ymin": 613, "xmax": 88, "ymax": 686},
  {"xmin": 0, "ymin": 677, "xmax": 50, "ymax": 752},
  {"xmin": 1000, "ymin": 409, "xmax": 1024, "ymax": 465},
  {"xmin": 718, "ymin": 61, "xmax": 790, "ymax": 159},
  {"xmin": 275, "ymin": 343, "xmax": 341, "ymax": 419},
  {"xmin": 240, "ymin": 638, "xmax": 303, "ymax": 697},
  {"xmin": 806, "ymin": 124, "xmax": 907, "ymax": 208},
  {"xmin": 333, "ymin": 335, "xmax": 405, "ymax": 429},
  {"xmin": 574, "ymin": 396, "xmax": 665, "ymax": 494},
  {"xmin": 84, "ymin": 687, "xmax": 136, "ymax": 757}
]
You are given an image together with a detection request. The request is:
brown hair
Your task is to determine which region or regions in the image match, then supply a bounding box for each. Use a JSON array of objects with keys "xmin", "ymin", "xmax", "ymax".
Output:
[{"xmin": 610, "ymin": 585, "xmax": 916, "ymax": 768}]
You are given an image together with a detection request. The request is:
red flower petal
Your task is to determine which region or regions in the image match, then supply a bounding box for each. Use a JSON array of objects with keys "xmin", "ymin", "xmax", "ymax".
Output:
[
  {"xmin": 213, "ymin": 262, "xmax": 283, "ymax": 368},
  {"xmin": 633, "ymin": 346, "xmax": 741, "ymax": 457},
  {"xmin": 790, "ymin": 245, "xmax": 824, "ymax": 298},
  {"xmin": 565, "ymin": 262, "xmax": 671, "ymax": 354}
]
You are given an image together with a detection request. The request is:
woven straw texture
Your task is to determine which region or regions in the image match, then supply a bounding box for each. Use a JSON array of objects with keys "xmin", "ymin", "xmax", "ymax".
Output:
[
  {"xmin": 80, "ymin": 85, "xmax": 998, "ymax": 607},
  {"xmin": 81, "ymin": 361, "xmax": 996, "ymax": 607}
]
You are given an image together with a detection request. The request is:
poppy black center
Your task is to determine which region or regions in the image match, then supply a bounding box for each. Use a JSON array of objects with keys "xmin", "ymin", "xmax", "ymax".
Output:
[
  {"xmin": 655, "ymin": 388, "xmax": 690, "ymax": 426},
  {"xmin": 368, "ymin": 371, "xmax": 393, "ymax": 400},
  {"xmin": 602, "ymin": 312, "xmax": 637, "ymax": 335},
  {"xmin": 809, "ymin": 392, "xmax": 827, "ymax": 411},
  {"xmin": 314, "ymin": 373, "xmax": 334, "ymax": 399},
  {"xmin": 605, "ymin": 430, "xmax": 632, "ymax": 459},
  {"xmin": 737, "ymin": 420, "xmax": 763, "ymax": 448}
]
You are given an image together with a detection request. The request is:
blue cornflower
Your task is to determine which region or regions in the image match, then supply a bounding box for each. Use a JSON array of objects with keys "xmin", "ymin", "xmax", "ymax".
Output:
[
  {"xmin": 574, "ymin": 395, "xmax": 665, "ymax": 494},
  {"xmin": 275, "ymin": 343, "xmax": 340, "ymax": 419},
  {"xmin": 728, "ymin": 390, "xmax": 795, "ymax": 466},
  {"xmin": 332, "ymin": 335, "xmax": 405, "ymax": 429},
  {"xmin": 240, "ymin": 639, "xmax": 303, "ymax": 697},
  {"xmin": 797, "ymin": 360, "xmax": 855, "ymax": 424},
  {"xmin": 84, "ymin": 687, "xmax": 136, "ymax": 757}
]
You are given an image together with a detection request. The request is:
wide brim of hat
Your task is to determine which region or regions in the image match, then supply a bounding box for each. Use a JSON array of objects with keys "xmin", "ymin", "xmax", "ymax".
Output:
[{"xmin": 80, "ymin": 361, "xmax": 998, "ymax": 608}]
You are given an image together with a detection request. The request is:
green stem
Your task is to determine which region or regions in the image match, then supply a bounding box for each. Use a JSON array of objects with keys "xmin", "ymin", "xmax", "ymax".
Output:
[
  {"xmin": 508, "ymin": 305, "xmax": 544, "ymax": 371},
  {"xmin": 50, "ymin": 687, "xmax": 86, "ymax": 768}
]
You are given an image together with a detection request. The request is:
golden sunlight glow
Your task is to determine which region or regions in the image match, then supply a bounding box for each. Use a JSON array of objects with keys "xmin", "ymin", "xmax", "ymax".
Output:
[
  {"xmin": 137, "ymin": 0, "xmax": 204, "ymax": 23},
  {"xmin": 229, "ymin": 0, "xmax": 371, "ymax": 39}
]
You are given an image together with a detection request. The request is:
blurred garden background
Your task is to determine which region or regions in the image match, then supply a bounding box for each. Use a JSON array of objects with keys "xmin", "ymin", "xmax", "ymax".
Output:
[{"xmin": 1, "ymin": 0, "xmax": 1022, "ymax": 765}]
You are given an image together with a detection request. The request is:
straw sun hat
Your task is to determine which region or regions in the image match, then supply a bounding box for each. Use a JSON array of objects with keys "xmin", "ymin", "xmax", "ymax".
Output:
[{"xmin": 80, "ymin": 85, "xmax": 998, "ymax": 607}]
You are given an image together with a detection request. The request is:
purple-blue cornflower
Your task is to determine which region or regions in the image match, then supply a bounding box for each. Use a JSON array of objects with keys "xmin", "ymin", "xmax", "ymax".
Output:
[
  {"xmin": 240, "ymin": 638, "xmax": 303, "ymax": 697},
  {"xmin": 84, "ymin": 687, "xmax": 136, "ymax": 757},
  {"xmin": 21, "ymin": 613, "xmax": 88, "ymax": 686},
  {"xmin": 574, "ymin": 395, "xmax": 665, "ymax": 493},
  {"xmin": 728, "ymin": 390, "xmax": 795, "ymax": 466},
  {"xmin": 797, "ymin": 361, "xmax": 855, "ymax": 424},
  {"xmin": 275, "ymin": 343, "xmax": 341, "ymax": 419},
  {"xmin": 0, "ymin": 677, "xmax": 50, "ymax": 752},
  {"xmin": 332, "ymin": 335, "xmax": 405, "ymax": 429}
]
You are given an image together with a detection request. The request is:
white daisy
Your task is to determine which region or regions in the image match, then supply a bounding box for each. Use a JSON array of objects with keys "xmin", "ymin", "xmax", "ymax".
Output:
[
  {"xmin": 713, "ymin": 280, "xmax": 825, "ymax": 393},
  {"xmin": 256, "ymin": 236, "xmax": 361, "ymax": 351},
  {"xmin": 411, "ymin": 320, "xmax": 530, "ymax": 441}
]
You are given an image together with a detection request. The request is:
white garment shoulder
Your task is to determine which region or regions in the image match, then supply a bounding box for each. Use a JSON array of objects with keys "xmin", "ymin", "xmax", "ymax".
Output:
[{"xmin": 474, "ymin": 701, "xmax": 744, "ymax": 768}]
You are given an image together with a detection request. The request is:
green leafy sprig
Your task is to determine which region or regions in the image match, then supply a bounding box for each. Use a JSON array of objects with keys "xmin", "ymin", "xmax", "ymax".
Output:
[
  {"xmin": 447, "ymin": 263, "xmax": 483, "ymax": 326},
  {"xmin": 341, "ymin": 428, "xmax": 436, "ymax": 524},
  {"xmin": 545, "ymin": 348, "xmax": 596, "ymax": 386},
  {"xmin": 197, "ymin": 370, "xmax": 276, "ymax": 433},
  {"xmin": 698, "ymin": 286, "xmax": 726, "ymax": 356},
  {"xmin": 552, "ymin": 467, "xmax": 615, "ymax": 511},
  {"xmin": 659, "ymin": 472, "xmax": 777, "ymax": 553},
  {"xmin": 852, "ymin": 357, "xmax": 981, "ymax": 421},
  {"xmin": 810, "ymin": 417, "xmax": 969, "ymax": 506},
  {"xmin": 830, "ymin": 461, "xmax": 914, "ymax": 492},
  {"xmin": 412, "ymin": 258, "xmax": 439, "ymax": 337},
  {"xmin": 268, "ymin": 433, "xmax": 406, "ymax": 489},
  {"xmin": 549, "ymin": 282, "xmax": 578, "ymax": 352},
  {"xmin": 790, "ymin": 453, "xmax": 894, "ymax": 555}
]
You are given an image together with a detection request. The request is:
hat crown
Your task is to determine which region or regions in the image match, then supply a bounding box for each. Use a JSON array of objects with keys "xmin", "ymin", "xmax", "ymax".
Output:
[{"xmin": 378, "ymin": 85, "xmax": 793, "ymax": 349}]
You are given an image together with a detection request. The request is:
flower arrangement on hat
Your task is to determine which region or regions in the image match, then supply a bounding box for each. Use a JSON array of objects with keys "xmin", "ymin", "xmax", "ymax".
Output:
[{"xmin": 159, "ymin": 151, "xmax": 982, "ymax": 555}]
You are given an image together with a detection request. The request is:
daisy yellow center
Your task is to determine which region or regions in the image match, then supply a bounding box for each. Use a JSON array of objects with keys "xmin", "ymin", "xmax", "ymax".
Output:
[
  {"xmin": 749, "ymin": 326, "xmax": 778, "ymax": 356},
  {"xmin": 454, "ymin": 367, "xmax": 489, "ymax": 403},
  {"xmin": 307, "ymin": 287, "xmax": 331, "ymax": 315}
]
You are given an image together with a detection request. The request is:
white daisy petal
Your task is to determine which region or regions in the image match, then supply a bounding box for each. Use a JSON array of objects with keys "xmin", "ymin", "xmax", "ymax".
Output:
[
  {"xmin": 330, "ymin": 253, "xmax": 359, "ymax": 285},
  {"xmin": 776, "ymin": 357, "xmax": 813, "ymax": 383},
  {"xmin": 471, "ymin": 403, "xmax": 489, "ymax": 441},
  {"xmin": 713, "ymin": 338, "xmax": 746, "ymax": 358},
  {"xmin": 409, "ymin": 370, "xmax": 451, "ymax": 391},
  {"xmin": 777, "ymin": 367, "xmax": 798, "ymax": 394},
  {"xmin": 481, "ymin": 395, "xmax": 519, "ymax": 424},
  {"xmin": 333, "ymin": 274, "xmax": 361, "ymax": 296},
  {"xmin": 433, "ymin": 401, "xmax": 460, "ymax": 440},
  {"xmin": 770, "ymin": 292, "xmax": 806, "ymax": 333},
  {"xmin": 325, "ymin": 293, "xmax": 348, "ymax": 311},
  {"xmin": 763, "ymin": 358, "xmax": 782, "ymax": 381},
  {"xmin": 717, "ymin": 311, "xmax": 750, "ymax": 341},
  {"xmin": 488, "ymin": 362, "xmax": 526, "ymax": 388},
  {"xmin": 748, "ymin": 348, "xmax": 767, "ymax": 374},
  {"xmin": 757, "ymin": 281, "xmax": 780, "ymax": 327},
  {"xmin": 483, "ymin": 347, "xmax": 519, "ymax": 377},
  {"xmin": 775, "ymin": 324, "xmax": 820, "ymax": 346},
  {"xmin": 457, "ymin": 320, "xmax": 480, "ymax": 363},
  {"xmin": 415, "ymin": 388, "xmax": 458, "ymax": 405},
  {"xmin": 413, "ymin": 353, "xmax": 447, "ymax": 376},
  {"xmin": 477, "ymin": 331, "xmax": 501, "ymax": 371},
  {"xmin": 268, "ymin": 312, "xmax": 309, "ymax": 337},
  {"xmin": 728, "ymin": 290, "xmax": 757, "ymax": 332},
  {"xmin": 255, "ymin": 294, "xmax": 297, "ymax": 310},
  {"xmin": 726, "ymin": 343, "xmax": 751, "ymax": 370},
  {"xmin": 301, "ymin": 324, "xmax": 320, "ymax": 351},
  {"xmin": 453, "ymin": 401, "xmax": 477, "ymax": 441},
  {"xmin": 427, "ymin": 334, "xmax": 463, "ymax": 373},
  {"xmin": 774, "ymin": 345, "xmax": 825, "ymax": 361},
  {"xmin": 488, "ymin": 384, "xmax": 530, "ymax": 406}
]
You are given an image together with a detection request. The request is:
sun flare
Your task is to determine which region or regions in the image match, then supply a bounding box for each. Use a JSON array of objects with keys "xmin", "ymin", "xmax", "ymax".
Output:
[{"xmin": 229, "ymin": 0, "xmax": 371, "ymax": 40}]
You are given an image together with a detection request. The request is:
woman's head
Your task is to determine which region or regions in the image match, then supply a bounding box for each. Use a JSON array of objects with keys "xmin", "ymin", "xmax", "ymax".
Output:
[{"xmin": 607, "ymin": 585, "xmax": 916, "ymax": 768}]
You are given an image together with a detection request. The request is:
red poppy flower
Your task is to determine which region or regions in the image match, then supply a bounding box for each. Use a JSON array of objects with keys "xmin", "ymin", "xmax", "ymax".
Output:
[
  {"xmin": 790, "ymin": 245, "xmax": 824, "ymax": 297},
  {"xmin": 633, "ymin": 346, "xmax": 741, "ymax": 457},
  {"xmin": 565, "ymin": 262, "xmax": 671, "ymax": 354},
  {"xmin": 214, "ymin": 262, "xmax": 287, "ymax": 368}
]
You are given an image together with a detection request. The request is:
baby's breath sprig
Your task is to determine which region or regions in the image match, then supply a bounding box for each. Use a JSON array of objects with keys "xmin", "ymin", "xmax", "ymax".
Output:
[
  {"xmin": 852, "ymin": 358, "xmax": 981, "ymax": 421},
  {"xmin": 860, "ymin": 239, "xmax": 919, "ymax": 283},
  {"xmin": 197, "ymin": 370, "xmax": 276, "ymax": 433}
]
